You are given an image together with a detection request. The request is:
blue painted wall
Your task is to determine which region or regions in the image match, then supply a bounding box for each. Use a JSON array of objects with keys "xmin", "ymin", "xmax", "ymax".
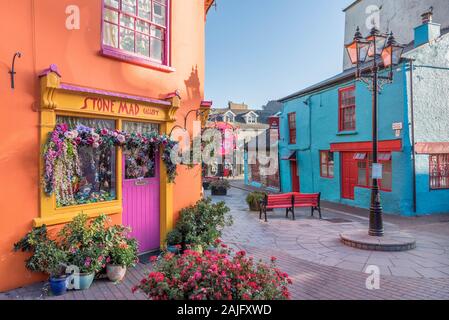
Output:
[{"xmin": 278, "ymin": 65, "xmax": 424, "ymax": 216}]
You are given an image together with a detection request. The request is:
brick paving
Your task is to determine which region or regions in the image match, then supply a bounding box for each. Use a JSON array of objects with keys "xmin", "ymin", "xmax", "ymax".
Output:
[{"xmin": 2, "ymin": 182, "xmax": 449, "ymax": 300}]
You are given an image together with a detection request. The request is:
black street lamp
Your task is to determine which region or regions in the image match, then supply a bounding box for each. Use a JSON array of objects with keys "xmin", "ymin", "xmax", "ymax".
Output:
[{"xmin": 345, "ymin": 27, "xmax": 404, "ymax": 237}]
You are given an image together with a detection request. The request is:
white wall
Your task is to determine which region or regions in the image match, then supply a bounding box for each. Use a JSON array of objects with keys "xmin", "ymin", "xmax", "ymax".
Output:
[{"xmin": 343, "ymin": 0, "xmax": 449, "ymax": 69}]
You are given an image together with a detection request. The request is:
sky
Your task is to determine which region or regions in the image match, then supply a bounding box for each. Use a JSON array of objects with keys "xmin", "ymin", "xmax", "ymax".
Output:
[{"xmin": 205, "ymin": 0, "xmax": 354, "ymax": 109}]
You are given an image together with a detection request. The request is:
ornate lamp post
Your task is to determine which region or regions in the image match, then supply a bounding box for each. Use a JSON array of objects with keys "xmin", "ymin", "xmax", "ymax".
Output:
[{"xmin": 345, "ymin": 27, "xmax": 404, "ymax": 237}]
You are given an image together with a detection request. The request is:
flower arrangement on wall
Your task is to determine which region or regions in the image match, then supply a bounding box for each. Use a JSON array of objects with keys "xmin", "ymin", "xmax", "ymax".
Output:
[{"xmin": 43, "ymin": 123, "xmax": 178, "ymax": 207}]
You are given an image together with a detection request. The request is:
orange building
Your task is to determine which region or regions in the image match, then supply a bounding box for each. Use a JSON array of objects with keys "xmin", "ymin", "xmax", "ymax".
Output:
[{"xmin": 0, "ymin": 0, "xmax": 215, "ymax": 291}]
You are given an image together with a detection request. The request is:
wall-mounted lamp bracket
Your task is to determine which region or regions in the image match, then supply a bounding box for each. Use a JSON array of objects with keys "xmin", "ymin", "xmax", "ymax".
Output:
[{"xmin": 9, "ymin": 52, "xmax": 22, "ymax": 89}]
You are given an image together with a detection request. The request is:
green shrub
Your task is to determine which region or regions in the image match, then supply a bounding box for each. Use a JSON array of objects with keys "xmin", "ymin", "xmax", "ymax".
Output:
[
  {"xmin": 14, "ymin": 226, "xmax": 68, "ymax": 277},
  {"xmin": 171, "ymin": 198, "xmax": 232, "ymax": 248},
  {"xmin": 245, "ymin": 192, "xmax": 267, "ymax": 207}
]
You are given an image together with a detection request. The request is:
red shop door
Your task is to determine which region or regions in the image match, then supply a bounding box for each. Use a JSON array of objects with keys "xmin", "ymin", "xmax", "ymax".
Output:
[
  {"xmin": 341, "ymin": 153, "xmax": 357, "ymax": 200},
  {"xmin": 291, "ymin": 161, "xmax": 300, "ymax": 192}
]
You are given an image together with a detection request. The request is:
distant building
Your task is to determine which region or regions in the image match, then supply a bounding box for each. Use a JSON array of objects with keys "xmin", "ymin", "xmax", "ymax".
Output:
[
  {"xmin": 278, "ymin": 9, "xmax": 449, "ymax": 216},
  {"xmin": 342, "ymin": 0, "xmax": 449, "ymax": 69}
]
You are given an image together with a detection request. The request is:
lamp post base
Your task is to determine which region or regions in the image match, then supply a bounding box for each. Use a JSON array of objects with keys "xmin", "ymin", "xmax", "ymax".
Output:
[{"xmin": 369, "ymin": 186, "xmax": 384, "ymax": 237}]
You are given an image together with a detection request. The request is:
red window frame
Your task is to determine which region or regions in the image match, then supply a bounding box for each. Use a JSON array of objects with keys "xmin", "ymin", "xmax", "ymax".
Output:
[
  {"xmin": 338, "ymin": 86, "xmax": 356, "ymax": 132},
  {"xmin": 101, "ymin": 0, "xmax": 171, "ymax": 68},
  {"xmin": 320, "ymin": 151, "xmax": 334, "ymax": 178},
  {"xmin": 429, "ymin": 154, "xmax": 449, "ymax": 190},
  {"xmin": 356, "ymin": 152, "xmax": 392, "ymax": 192},
  {"xmin": 288, "ymin": 112, "xmax": 296, "ymax": 145}
]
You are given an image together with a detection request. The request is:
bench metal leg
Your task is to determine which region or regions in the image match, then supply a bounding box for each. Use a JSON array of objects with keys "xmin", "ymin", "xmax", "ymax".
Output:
[
  {"xmin": 264, "ymin": 208, "xmax": 268, "ymax": 223},
  {"xmin": 311, "ymin": 207, "xmax": 314, "ymax": 217},
  {"xmin": 292, "ymin": 207, "xmax": 295, "ymax": 221},
  {"xmin": 318, "ymin": 207, "xmax": 322, "ymax": 220},
  {"xmin": 286, "ymin": 208, "xmax": 289, "ymax": 218},
  {"xmin": 259, "ymin": 207, "xmax": 262, "ymax": 220}
]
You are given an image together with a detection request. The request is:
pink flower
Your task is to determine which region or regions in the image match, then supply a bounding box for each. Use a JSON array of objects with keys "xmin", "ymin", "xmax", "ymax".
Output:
[
  {"xmin": 117, "ymin": 134, "xmax": 126, "ymax": 143},
  {"xmin": 271, "ymin": 256, "xmax": 277, "ymax": 263},
  {"xmin": 84, "ymin": 257, "xmax": 92, "ymax": 267}
]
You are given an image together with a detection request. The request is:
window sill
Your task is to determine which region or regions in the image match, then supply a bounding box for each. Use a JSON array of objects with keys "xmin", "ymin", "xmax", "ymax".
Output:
[
  {"xmin": 337, "ymin": 130, "xmax": 358, "ymax": 136},
  {"xmin": 355, "ymin": 185, "xmax": 392, "ymax": 193},
  {"xmin": 101, "ymin": 47, "xmax": 176, "ymax": 73},
  {"xmin": 34, "ymin": 201, "xmax": 123, "ymax": 227}
]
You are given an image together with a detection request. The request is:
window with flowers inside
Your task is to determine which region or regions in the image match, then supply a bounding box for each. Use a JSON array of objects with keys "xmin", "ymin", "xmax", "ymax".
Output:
[
  {"xmin": 102, "ymin": 0, "xmax": 169, "ymax": 65},
  {"xmin": 54, "ymin": 117, "xmax": 118, "ymax": 207}
]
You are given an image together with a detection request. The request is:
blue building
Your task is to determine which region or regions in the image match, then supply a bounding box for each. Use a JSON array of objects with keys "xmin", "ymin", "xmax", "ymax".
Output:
[{"xmin": 278, "ymin": 11, "xmax": 449, "ymax": 216}]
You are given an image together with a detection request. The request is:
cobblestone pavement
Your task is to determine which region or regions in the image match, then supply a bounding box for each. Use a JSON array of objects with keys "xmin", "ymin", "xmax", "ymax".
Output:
[
  {"xmin": 2, "ymin": 184, "xmax": 449, "ymax": 300},
  {"xmin": 217, "ymin": 186, "xmax": 449, "ymax": 299}
]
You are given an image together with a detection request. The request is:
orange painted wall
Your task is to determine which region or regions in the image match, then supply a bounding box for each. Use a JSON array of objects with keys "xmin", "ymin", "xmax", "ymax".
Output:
[{"xmin": 0, "ymin": 0, "xmax": 207, "ymax": 291}]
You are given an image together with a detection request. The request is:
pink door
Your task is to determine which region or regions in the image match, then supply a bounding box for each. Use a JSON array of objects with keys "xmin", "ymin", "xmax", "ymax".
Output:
[{"xmin": 122, "ymin": 148, "xmax": 160, "ymax": 254}]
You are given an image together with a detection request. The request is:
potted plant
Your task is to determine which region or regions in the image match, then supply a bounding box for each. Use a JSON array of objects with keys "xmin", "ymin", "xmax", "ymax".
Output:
[
  {"xmin": 58, "ymin": 214, "xmax": 108, "ymax": 290},
  {"xmin": 14, "ymin": 226, "xmax": 69, "ymax": 296},
  {"xmin": 246, "ymin": 191, "xmax": 267, "ymax": 212},
  {"xmin": 107, "ymin": 236, "xmax": 138, "ymax": 282},
  {"xmin": 210, "ymin": 179, "xmax": 230, "ymax": 196},
  {"xmin": 166, "ymin": 229, "xmax": 183, "ymax": 254},
  {"xmin": 68, "ymin": 245, "xmax": 106, "ymax": 290}
]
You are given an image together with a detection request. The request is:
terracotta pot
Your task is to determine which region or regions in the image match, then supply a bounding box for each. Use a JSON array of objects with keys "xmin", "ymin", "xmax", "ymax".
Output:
[{"xmin": 106, "ymin": 265, "xmax": 127, "ymax": 282}]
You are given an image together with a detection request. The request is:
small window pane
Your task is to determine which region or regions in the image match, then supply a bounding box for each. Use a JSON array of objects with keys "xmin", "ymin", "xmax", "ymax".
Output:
[
  {"xmin": 105, "ymin": 0, "xmax": 119, "ymax": 9},
  {"xmin": 122, "ymin": 0, "xmax": 137, "ymax": 14},
  {"xmin": 120, "ymin": 28, "xmax": 135, "ymax": 52},
  {"xmin": 321, "ymin": 165, "xmax": 328, "ymax": 177},
  {"xmin": 136, "ymin": 19, "xmax": 150, "ymax": 34},
  {"xmin": 382, "ymin": 162, "xmax": 392, "ymax": 190},
  {"xmin": 152, "ymin": 2, "xmax": 166, "ymax": 25},
  {"xmin": 120, "ymin": 13, "xmax": 135, "ymax": 28},
  {"xmin": 104, "ymin": 8, "xmax": 118, "ymax": 24},
  {"xmin": 150, "ymin": 25, "xmax": 163, "ymax": 39},
  {"xmin": 138, "ymin": 0, "xmax": 151, "ymax": 20},
  {"xmin": 103, "ymin": 23, "xmax": 118, "ymax": 48},
  {"xmin": 150, "ymin": 37, "xmax": 163, "ymax": 61},
  {"xmin": 137, "ymin": 33, "xmax": 150, "ymax": 57},
  {"xmin": 358, "ymin": 162, "xmax": 367, "ymax": 186}
]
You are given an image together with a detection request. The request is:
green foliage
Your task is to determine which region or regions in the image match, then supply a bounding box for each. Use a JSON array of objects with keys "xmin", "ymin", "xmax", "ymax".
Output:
[
  {"xmin": 171, "ymin": 198, "xmax": 232, "ymax": 247},
  {"xmin": 14, "ymin": 226, "xmax": 67, "ymax": 277},
  {"xmin": 210, "ymin": 179, "xmax": 231, "ymax": 190},
  {"xmin": 245, "ymin": 192, "xmax": 267, "ymax": 210},
  {"xmin": 107, "ymin": 226, "xmax": 139, "ymax": 267},
  {"xmin": 166, "ymin": 229, "xmax": 183, "ymax": 246}
]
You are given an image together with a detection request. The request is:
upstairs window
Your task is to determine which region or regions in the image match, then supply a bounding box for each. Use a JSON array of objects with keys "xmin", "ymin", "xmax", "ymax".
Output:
[
  {"xmin": 430, "ymin": 154, "xmax": 449, "ymax": 189},
  {"xmin": 102, "ymin": 0, "xmax": 169, "ymax": 65},
  {"xmin": 320, "ymin": 151, "xmax": 334, "ymax": 178},
  {"xmin": 288, "ymin": 112, "xmax": 296, "ymax": 144},
  {"xmin": 339, "ymin": 86, "xmax": 356, "ymax": 131},
  {"xmin": 246, "ymin": 114, "xmax": 257, "ymax": 124}
]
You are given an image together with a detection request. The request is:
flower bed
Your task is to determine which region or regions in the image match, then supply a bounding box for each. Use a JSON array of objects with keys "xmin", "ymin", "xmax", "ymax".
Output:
[{"xmin": 133, "ymin": 240, "xmax": 292, "ymax": 300}]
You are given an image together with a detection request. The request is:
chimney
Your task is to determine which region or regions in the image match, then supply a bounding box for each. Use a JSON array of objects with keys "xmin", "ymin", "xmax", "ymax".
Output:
[{"xmin": 414, "ymin": 7, "xmax": 441, "ymax": 48}]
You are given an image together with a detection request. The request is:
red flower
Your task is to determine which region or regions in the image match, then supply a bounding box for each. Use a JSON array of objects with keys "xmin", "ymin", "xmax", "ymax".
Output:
[{"xmin": 271, "ymin": 256, "xmax": 277, "ymax": 263}]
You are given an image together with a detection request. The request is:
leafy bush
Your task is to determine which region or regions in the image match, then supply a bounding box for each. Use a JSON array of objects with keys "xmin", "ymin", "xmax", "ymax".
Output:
[
  {"xmin": 246, "ymin": 192, "xmax": 267, "ymax": 210},
  {"xmin": 14, "ymin": 226, "xmax": 67, "ymax": 277},
  {"xmin": 107, "ymin": 226, "xmax": 139, "ymax": 267},
  {"xmin": 166, "ymin": 229, "xmax": 183, "ymax": 246},
  {"xmin": 173, "ymin": 198, "xmax": 232, "ymax": 248},
  {"xmin": 133, "ymin": 240, "xmax": 292, "ymax": 300},
  {"xmin": 210, "ymin": 179, "xmax": 231, "ymax": 190}
]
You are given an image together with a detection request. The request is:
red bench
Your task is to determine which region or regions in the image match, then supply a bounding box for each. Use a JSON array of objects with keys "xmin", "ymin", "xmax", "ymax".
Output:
[{"xmin": 260, "ymin": 192, "xmax": 321, "ymax": 222}]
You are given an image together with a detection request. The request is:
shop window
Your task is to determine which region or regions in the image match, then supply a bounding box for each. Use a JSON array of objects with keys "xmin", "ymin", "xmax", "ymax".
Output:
[
  {"xmin": 56, "ymin": 116, "xmax": 117, "ymax": 207},
  {"xmin": 288, "ymin": 112, "xmax": 296, "ymax": 144},
  {"xmin": 102, "ymin": 0, "xmax": 169, "ymax": 65},
  {"xmin": 339, "ymin": 86, "xmax": 356, "ymax": 131},
  {"xmin": 356, "ymin": 152, "xmax": 392, "ymax": 192},
  {"xmin": 430, "ymin": 154, "xmax": 449, "ymax": 189},
  {"xmin": 320, "ymin": 151, "xmax": 334, "ymax": 178}
]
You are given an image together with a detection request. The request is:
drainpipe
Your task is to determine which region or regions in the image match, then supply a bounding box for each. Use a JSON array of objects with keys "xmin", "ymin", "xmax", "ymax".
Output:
[{"xmin": 406, "ymin": 58, "xmax": 417, "ymax": 213}]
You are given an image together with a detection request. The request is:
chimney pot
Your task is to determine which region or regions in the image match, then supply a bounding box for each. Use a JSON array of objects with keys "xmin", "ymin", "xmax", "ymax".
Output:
[{"xmin": 421, "ymin": 7, "xmax": 434, "ymax": 24}]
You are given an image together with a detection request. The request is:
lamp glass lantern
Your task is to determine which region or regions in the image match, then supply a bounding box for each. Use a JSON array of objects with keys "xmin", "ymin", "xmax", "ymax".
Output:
[
  {"xmin": 345, "ymin": 27, "xmax": 370, "ymax": 65},
  {"xmin": 366, "ymin": 27, "xmax": 388, "ymax": 58},
  {"xmin": 381, "ymin": 32, "xmax": 405, "ymax": 68}
]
